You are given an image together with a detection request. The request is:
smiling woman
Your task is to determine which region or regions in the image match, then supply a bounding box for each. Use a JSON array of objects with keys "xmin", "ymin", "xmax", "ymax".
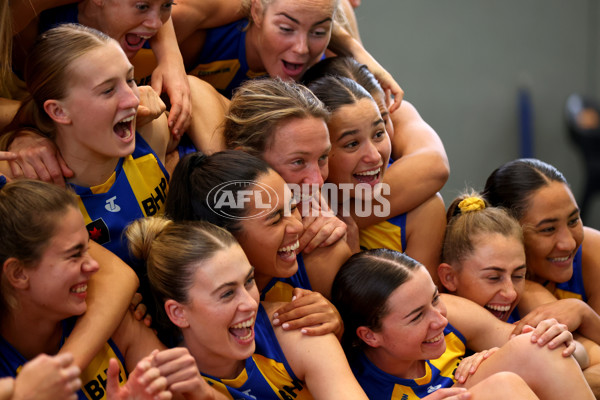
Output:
[
  {"xmin": 126, "ymin": 216, "xmax": 369, "ymax": 400},
  {"xmin": 332, "ymin": 248, "xmax": 596, "ymax": 400},
  {"xmin": 2, "ymin": 25, "xmax": 171, "ymax": 277},
  {"xmin": 482, "ymin": 158, "xmax": 600, "ymax": 315},
  {"xmin": 0, "ymin": 180, "xmax": 220, "ymax": 400},
  {"xmin": 165, "ymin": 150, "xmax": 347, "ymax": 338},
  {"xmin": 308, "ymin": 75, "xmax": 447, "ymax": 274}
]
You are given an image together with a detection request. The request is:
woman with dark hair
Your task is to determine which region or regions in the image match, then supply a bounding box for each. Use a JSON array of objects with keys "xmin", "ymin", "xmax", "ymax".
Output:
[
  {"xmin": 482, "ymin": 158, "xmax": 600, "ymax": 322},
  {"xmin": 307, "ymin": 74, "xmax": 446, "ymax": 275},
  {"xmin": 331, "ymin": 248, "xmax": 594, "ymax": 400},
  {"xmin": 302, "ymin": 56, "xmax": 448, "ymax": 222},
  {"xmin": 165, "ymin": 150, "xmax": 347, "ymax": 337}
]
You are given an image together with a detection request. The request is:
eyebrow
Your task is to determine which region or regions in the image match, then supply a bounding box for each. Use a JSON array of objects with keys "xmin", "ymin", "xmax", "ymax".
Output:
[
  {"xmin": 534, "ymin": 208, "xmax": 579, "ymax": 227},
  {"xmin": 403, "ymin": 287, "xmax": 439, "ymax": 320},
  {"xmin": 337, "ymin": 118, "xmax": 385, "ymax": 142},
  {"xmin": 277, "ymin": 12, "xmax": 332, "ymax": 26},
  {"xmin": 265, "ymin": 204, "xmax": 283, "ymax": 221},
  {"xmin": 212, "ymin": 267, "xmax": 255, "ymax": 295},
  {"xmin": 63, "ymin": 242, "xmax": 85, "ymax": 256},
  {"xmin": 92, "ymin": 66, "xmax": 135, "ymax": 90},
  {"xmin": 481, "ymin": 265, "xmax": 526, "ymax": 273}
]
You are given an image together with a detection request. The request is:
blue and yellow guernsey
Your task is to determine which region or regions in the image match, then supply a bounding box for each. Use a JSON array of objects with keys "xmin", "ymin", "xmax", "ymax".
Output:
[
  {"xmin": 203, "ymin": 304, "xmax": 313, "ymax": 400},
  {"xmin": 359, "ymin": 213, "xmax": 407, "ymax": 252},
  {"xmin": 188, "ymin": 20, "xmax": 268, "ymax": 99},
  {"xmin": 0, "ymin": 317, "xmax": 128, "ymax": 400},
  {"xmin": 260, "ymin": 254, "xmax": 312, "ymax": 302},
  {"xmin": 69, "ymin": 133, "xmax": 169, "ymax": 266},
  {"xmin": 352, "ymin": 323, "xmax": 466, "ymax": 399}
]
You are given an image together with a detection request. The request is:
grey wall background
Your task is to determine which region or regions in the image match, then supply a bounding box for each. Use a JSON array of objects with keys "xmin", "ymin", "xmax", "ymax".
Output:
[{"xmin": 356, "ymin": 0, "xmax": 600, "ymax": 229}]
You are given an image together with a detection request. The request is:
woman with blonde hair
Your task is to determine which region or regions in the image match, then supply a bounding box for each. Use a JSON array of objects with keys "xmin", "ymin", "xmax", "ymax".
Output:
[{"xmin": 126, "ymin": 216, "xmax": 369, "ymax": 399}]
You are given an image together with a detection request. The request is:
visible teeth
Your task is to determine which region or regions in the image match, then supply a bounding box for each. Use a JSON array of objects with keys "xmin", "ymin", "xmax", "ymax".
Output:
[
  {"xmin": 424, "ymin": 333, "xmax": 444, "ymax": 343},
  {"xmin": 550, "ymin": 256, "xmax": 570, "ymax": 262},
  {"xmin": 486, "ymin": 304, "xmax": 510, "ymax": 312},
  {"xmin": 119, "ymin": 115, "xmax": 134, "ymax": 124},
  {"xmin": 355, "ymin": 168, "xmax": 380, "ymax": 176},
  {"xmin": 231, "ymin": 317, "xmax": 254, "ymax": 330},
  {"xmin": 278, "ymin": 240, "xmax": 300, "ymax": 253},
  {"xmin": 71, "ymin": 285, "xmax": 87, "ymax": 293},
  {"xmin": 139, "ymin": 35, "xmax": 152, "ymax": 39}
]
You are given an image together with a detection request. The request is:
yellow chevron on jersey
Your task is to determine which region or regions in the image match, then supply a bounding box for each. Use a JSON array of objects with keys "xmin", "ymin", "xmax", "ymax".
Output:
[
  {"xmin": 391, "ymin": 384, "xmax": 417, "ymax": 399},
  {"xmin": 260, "ymin": 255, "xmax": 312, "ymax": 302},
  {"xmin": 189, "ymin": 59, "xmax": 242, "ymax": 91},
  {"xmin": 554, "ymin": 289, "xmax": 583, "ymax": 300},
  {"xmin": 262, "ymin": 281, "xmax": 295, "ymax": 303},
  {"xmin": 360, "ymin": 213, "xmax": 407, "ymax": 252},
  {"xmin": 429, "ymin": 330, "xmax": 465, "ymax": 382}
]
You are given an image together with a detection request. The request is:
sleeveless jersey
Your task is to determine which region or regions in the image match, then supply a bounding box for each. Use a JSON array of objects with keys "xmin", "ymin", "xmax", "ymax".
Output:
[
  {"xmin": 260, "ymin": 254, "xmax": 312, "ymax": 302},
  {"xmin": 0, "ymin": 317, "xmax": 128, "ymax": 400},
  {"xmin": 187, "ymin": 20, "xmax": 268, "ymax": 99},
  {"xmin": 202, "ymin": 304, "xmax": 313, "ymax": 400},
  {"xmin": 359, "ymin": 213, "xmax": 407, "ymax": 252},
  {"xmin": 68, "ymin": 133, "xmax": 169, "ymax": 266},
  {"xmin": 352, "ymin": 323, "xmax": 466, "ymax": 399}
]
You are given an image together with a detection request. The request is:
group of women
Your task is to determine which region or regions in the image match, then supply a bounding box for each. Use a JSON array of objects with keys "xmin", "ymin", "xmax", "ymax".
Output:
[{"xmin": 1, "ymin": 0, "xmax": 599, "ymax": 399}]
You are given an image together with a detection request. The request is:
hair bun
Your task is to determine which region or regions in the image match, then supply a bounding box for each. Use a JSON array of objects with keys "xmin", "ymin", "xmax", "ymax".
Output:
[{"xmin": 458, "ymin": 197, "xmax": 486, "ymax": 213}]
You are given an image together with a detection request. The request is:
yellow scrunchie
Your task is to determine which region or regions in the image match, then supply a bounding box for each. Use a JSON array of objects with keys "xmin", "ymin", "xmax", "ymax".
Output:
[{"xmin": 458, "ymin": 197, "xmax": 486, "ymax": 213}]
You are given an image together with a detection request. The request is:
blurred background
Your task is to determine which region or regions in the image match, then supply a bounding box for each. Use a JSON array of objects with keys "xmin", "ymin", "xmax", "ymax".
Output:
[{"xmin": 356, "ymin": 0, "xmax": 600, "ymax": 228}]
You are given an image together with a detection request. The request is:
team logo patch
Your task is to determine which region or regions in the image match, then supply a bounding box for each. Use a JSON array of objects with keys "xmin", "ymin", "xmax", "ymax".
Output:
[{"xmin": 87, "ymin": 218, "xmax": 110, "ymax": 245}]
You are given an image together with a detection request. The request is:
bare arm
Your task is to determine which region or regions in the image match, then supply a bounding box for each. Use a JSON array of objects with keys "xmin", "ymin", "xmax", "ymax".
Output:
[
  {"xmin": 172, "ymin": 0, "xmax": 244, "ymax": 42},
  {"xmin": 58, "ymin": 242, "xmax": 139, "ymax": 370},
  {"xmin": 403, "ymin": 193, "xmax": 446, "ymax": 285},
  {"xmin": 138, "ymin": 113, "xmax": 171, "ymax": 166},
  {"xmin": 582, "ymin": 226, "xmax": 600, "ymax": 315},
  {"xmin": 265, "ymin": 302, "xmax": 368, "ymax": 399},
  {"xmin": 443, "ymin": 293, "xmax": 573, "ymax": 355},
  {"xmin": 149, "ymin": 17, "xmax": 191, "ymax": 137},
  {"xmin": 302, "ymin": 235, "xmax": 351, "ymax": 299},
  {"xmin": 328, "ymin": 24, "xmax": 403, "ymax": 113},
  {"xmin": 185, "ymin": 76, "xmax": 229, "ymax": 154},
  {"xmin": 515, "ymin": 280, "xmax": 600, "ymax": 344}
]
